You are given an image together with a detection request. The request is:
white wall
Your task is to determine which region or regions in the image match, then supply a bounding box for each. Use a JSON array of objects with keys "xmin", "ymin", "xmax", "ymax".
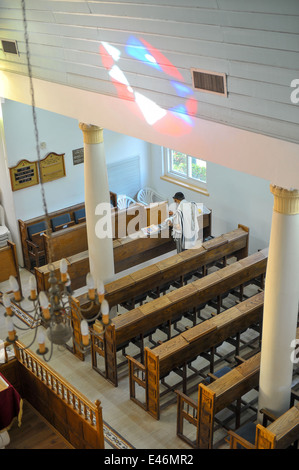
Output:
[
  {"xmin": 149, "ymin": 144, "xmax": 273, "ymax": 254},
  {"xmin": 2, "ymin": 99, "xmax": 151, "ymax": 222},
  {"xmin": 1, "ymin": 99, "xmax": 151, "ymax": 265}
]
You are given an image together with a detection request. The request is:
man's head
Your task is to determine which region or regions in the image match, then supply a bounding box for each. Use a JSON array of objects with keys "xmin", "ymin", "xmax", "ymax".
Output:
[{"xmin": 173, "ymin": 192, "xmax": 185, "ymax": 204}]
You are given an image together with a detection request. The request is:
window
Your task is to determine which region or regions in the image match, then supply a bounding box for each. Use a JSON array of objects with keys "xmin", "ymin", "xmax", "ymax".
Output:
[{"xmin": 162, "ymin": 148, "xmax": 208, "ymax": 195}]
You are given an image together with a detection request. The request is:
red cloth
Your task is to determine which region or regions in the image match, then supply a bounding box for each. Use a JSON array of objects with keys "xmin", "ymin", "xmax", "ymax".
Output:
[{"xmin": 0, "ymin": 371, "xmax": 23, "ymax": 431}]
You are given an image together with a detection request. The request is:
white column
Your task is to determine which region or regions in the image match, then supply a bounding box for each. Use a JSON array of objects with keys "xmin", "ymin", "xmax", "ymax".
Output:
[
  {"xmin": 79, "ymin": 123, "xmax": 115, "ymax": 285},
  {"xmin": 258, "ymin": 185, "xmax": 299, "ymax": 421}
]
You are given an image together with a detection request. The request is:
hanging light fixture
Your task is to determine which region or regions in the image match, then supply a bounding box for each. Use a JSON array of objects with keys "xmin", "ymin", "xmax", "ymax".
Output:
[
  {"xmin": 0, "ymin": 0, "xmax": 112, "ymax": 361},
  {"xmin": 2, "ymin": 261, "xmax": 111, "ymax": 361}
]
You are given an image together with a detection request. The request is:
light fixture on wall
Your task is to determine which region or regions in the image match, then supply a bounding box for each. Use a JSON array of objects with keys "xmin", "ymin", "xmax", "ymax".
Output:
[
  {"xmin": 2, "ymin": 262, "xmax": 111, "ymax": 361},
  {"xmin": 0, "ymin": 0, "xmax": 112, "ymax": 361}
]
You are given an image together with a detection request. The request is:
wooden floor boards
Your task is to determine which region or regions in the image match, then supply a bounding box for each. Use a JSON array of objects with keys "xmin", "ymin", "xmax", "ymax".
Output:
[{"xmin": 6, "ymin": 400, "xmax": 73, "ymax": 449}]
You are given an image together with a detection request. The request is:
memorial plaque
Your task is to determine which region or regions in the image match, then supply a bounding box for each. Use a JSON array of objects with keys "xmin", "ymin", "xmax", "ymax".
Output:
[
  {"xmin": 40, "ymin": 152, "xmax": 66, "ymax": 183},
  {"xmin": 72, "ymin": 147, "xmax": 84, "ymax": 165},
  {"xmin": 9, "ymin": 159, "xmax": 39, "ymax": 191}
]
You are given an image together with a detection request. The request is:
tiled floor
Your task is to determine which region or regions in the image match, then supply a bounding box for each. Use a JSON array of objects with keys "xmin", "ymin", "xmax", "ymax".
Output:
[{"xmin": 0, "ymin": 256, "xmax": 262, "ymax": 450}]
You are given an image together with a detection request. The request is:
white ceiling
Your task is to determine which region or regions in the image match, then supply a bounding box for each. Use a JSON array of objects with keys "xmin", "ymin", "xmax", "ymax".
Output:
[{"xmin": 0, "ymin": 0, "xmax": 299, "ymax": 187}]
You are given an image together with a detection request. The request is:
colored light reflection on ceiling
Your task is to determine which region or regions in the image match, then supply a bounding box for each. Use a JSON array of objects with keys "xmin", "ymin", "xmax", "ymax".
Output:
[{"xmin": 100, "ymin": 36, "xmax": 197, "ymax": 136}]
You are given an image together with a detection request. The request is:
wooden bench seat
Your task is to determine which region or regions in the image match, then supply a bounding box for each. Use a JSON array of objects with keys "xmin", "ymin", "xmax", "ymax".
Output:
[
  {"xmin": 227, "ymin": 403, "xmax": 299, "ymax": 449},
  {"xmin": 104, "ymin": 224, "xmax": 249, "ymax": 309},
  {"xmin": 18, "ymin": 202, "xmax": 86, "ymax": 271},
  {"xmin": 127, "ymin": 292, "xmax": 264, "ymax": 420},
  {"xmin": 177, "ymin": 326, "xmax": 299, "ymax": 448},
  {"xmin": 0, "ymin": 241, "xmax": 22, "ymax": 296},
  {"xmin": 255, "ymin": 403, "xmax": 299, "ymax": 449},
  {"xmin": 97, "ymin": 248, "xmax": 267, "ymax": 386},
  {"xmin": 19, "ymin": 194, "xmax": 117, "ymax": 271}
]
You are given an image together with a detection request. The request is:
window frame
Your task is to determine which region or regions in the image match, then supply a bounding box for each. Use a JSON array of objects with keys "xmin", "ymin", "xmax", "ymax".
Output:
[{"xmin": 162, "ymin": 147, "xmax": 209, "ymax": 196}]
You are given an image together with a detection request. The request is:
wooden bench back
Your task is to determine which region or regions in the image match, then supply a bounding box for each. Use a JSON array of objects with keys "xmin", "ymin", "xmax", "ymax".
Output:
[
  {"xmin": 198, "ymin": 326, "xmax": 299, "ymax": 448},
  {"xmin": 112, "ymin": 248, "xmax": 266, "ymax": 348},
  {"xmin": 0, "ymin": 241, "xmax": 22, "ymax": 295},
  {"xmin": 256, "ymin": 403, "xmax": 299, "ymax": 449},
  {"xmin": 43, "ymin": 222, "xmax": 88, "ymax": 262},
  {"xmin": 198, "ymin": 352, "xmax": 261, "ymax": 448},
  {"xmin": 18, "ymin": 202, "xmax": 86, "ymax": 270},
  {"xmin": 143, "ymin": 292, "xmax": 264, "ymax": 420},
  {"xmin": 105, "ymin": 224, "xmax": 248, "ymax": 308}
]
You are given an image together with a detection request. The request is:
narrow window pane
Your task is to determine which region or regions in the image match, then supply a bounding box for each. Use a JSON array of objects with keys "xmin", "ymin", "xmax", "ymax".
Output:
[
  {"xmin": 171, "ymin": 151, "xmax": 187, "ymax": 176},
  {"xmin": 189, "ymin": 157, "xmax": 206, "ymax": 183}
]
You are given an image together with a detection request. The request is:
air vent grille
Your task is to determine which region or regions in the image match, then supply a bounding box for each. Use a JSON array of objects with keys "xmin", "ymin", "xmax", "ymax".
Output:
[
  {"xmin": 1, "ymin": 40, "xmax": 19, "ymax": 55},
  {"xmin": 191, "ymin": 69, "xmax": 227, "ymax": 96}
]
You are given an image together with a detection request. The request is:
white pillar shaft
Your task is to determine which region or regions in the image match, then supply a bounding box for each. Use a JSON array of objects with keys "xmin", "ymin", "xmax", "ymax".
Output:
[
  {"xmin": 258, "ymin": 186, "xmax": 299, "ymax": 420},
  {"xmin": 79, "ymin": 123, "xmax": 115, "ymax": 284}
]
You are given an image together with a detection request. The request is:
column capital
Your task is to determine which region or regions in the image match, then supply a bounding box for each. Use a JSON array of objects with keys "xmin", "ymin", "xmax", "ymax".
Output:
[
  {"xmin": 270, "ymin": 184, "xmax": 299, "ymax": 215},
  {"xmin": 79, "ymin": 123, "xmax": 103, "ymax": 144}
]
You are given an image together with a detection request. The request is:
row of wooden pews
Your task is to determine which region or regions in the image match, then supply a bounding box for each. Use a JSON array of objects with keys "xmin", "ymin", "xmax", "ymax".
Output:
[
  {"xmin": 34, "ymin": 210, "xmax": 212, "ymax": 292},
  {"xmin": 175, "ymin": 327, "xmax": 299, "ymax": 449},
  {"xmin": 103, "ymin": 224, "xmax": 249, "ymax": 310},
  {"xmin": 127, "ymin": 292, "xmax": 264, "ymax": 420},
  {"xmin": 91, "ymin": 243, "xmax": 267, "ymax": 387}
]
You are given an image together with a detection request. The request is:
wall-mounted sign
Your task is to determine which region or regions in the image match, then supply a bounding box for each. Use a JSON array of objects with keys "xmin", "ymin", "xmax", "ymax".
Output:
[
  {"xmin": 9, "ymin": 159, "xmax": 39, "ymax": 191},
  {"xmin": 72, "ymin": 147, "xmax": 84, "ymax": 165},
  {"xmin": 39, "ymin": 152, "xmax": 66, "ymax": 183}
]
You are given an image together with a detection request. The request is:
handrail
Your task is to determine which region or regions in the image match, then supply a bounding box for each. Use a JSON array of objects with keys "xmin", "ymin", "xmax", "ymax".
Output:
[{"xmin": 14, "ymin": 340, "xmax": 103, "ymax": 433}]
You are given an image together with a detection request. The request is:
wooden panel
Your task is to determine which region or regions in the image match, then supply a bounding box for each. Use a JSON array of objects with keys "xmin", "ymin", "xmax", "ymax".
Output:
[
  {"xmin": 0, "ymin": 242, "xmax": 19, "ymax": 283},
  {"xmin": 258, "ymin": 403, "xmax": 299, "ymax": 449},
  {"xmin": 145, "ymin": 348, "xmax": 160, "ymax": 420},
  {"xmin": 198, "ymin": 385, "xmax": 216, "ymax": 449},
  {"xmin": 43, "ymin": 223, "xmax": 88, "ymax": 262},
  {"xmin": 255, "ymin": 425, "xmax": 276, "ymax": 449}
]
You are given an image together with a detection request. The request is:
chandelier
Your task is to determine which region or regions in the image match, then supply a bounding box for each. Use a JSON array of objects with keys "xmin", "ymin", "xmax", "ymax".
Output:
[
  {"xmin": 2, "ymin": 263, "xmax": 111, "ymax": 361},
  {"xmin": 0, "ymin": 0, "xmax": 111, "ymax": 361}
]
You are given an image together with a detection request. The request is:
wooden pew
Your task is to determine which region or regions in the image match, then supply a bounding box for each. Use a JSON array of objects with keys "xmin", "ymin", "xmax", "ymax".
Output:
[
  {"xmin": 35, "ymin": 228, "xmax": 176, "ymax": 292},
  {"xmin": 177, "ymin": 327, "xmax": 299, "ymax": 449},
  {"xmin": 43, "ymin": 222, "xmax": 88, "ymax": 262},
  {"xmin": 227, "ymin": 403, "xmax": 299, "ymax": 449},
  {"xmin": 95, "ymin": 248, "xmax": 267, "ymax": 386},
  {"xmin": 0, "ymin": 341, "xmax": 105, "ymax": 449},
  {"xmin": 18, "ymin": 202, "xmax": 86, "ymax": 270},
  {"xmin": 18, "ymin": 193, "xmax": 117, "ymax": 271},
  {"xmin": 104, "ymin": 224, "xmax": 248, "ymax": 309},
  {"xmin": 0, "ymin": 241, "xmax": 22, "ymax": 296},
  {"xmin": 255, "ymin": 403, "xmax": 299, "ymax": 449},
  {"xmin": 128, "ymin": 292, "xmax": 264, "ymax": 420},
  {"xmin": 34, "ymin": 211, "xmax": 213, "ymax": 293}
]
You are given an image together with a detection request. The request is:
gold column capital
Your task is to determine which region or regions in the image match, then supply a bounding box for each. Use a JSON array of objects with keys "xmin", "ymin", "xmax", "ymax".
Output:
[
  {"xmin": 270, "ymin": 184, "xmax": 299, "ymax": 215},
  {"xmin": 79, "ymin": 123, "xmax": 103, "ymax": 144}
]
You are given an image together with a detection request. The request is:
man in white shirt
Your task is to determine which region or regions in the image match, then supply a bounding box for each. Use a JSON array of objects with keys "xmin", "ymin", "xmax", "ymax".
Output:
[{"xmin": 169, "ymin": 192, "xmax": 199, "ymax": 253}]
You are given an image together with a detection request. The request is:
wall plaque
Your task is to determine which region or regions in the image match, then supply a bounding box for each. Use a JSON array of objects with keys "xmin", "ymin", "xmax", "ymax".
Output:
[
  {"xmin": 72, "ymin": 147, "xmax": 84, "ymax": 165},
  {"xmin": 9, "ymin": 159, "xmax": 39, "ymax": 191},
  {"xmin": 40, "ymin": 152, "xmax": 66, "ymax": 183}
]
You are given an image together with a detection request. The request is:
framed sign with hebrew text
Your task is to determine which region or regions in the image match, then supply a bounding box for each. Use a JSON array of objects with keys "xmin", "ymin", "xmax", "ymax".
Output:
[
  {"xmin": 39, "ymin": 152, "xmax": 66, "ymax": 183},
  {"xmin": 9, "ymin": 159, "xmax": 39, "ymax": 191}
]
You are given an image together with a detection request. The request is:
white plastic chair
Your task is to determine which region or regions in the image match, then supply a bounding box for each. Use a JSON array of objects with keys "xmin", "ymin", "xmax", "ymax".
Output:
[
  {"xmin": 137, "ymin": 187, "xmax": 165, "ymax": 205},
  {"xmin": 117, "ymin": 195, "xmax": 136, "ymax": 210},
  {"xmin": 0, "ymin": 204, "xmax": 11, "ymax": 245}
]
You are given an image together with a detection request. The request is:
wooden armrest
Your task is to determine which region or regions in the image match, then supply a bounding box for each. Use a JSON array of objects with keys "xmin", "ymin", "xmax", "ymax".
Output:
[
  {"xmin": 226, "ymin": 429, "xmax": 256, "ymax": 449},
  {"xmin": 126, "ymin": 355, "xmax": 145, "ymax": 371},
  {"xmin": 174, "ymin": 389, "xmax": 198, "ymax": 409},
  {"xmin": 207, "ymin": 372, "xmax": 218, "ymax": 382},
  {"xmin": 234, "ymin": 355, "xmax": 246, "ymax": 364},
  {"xmin": 26, "ymin": 239, "xmax": 39, "ymax": 249},
  {"xmin": 260, "ymin": 408, "xmax": 278, "ymax": 426},
  {"xmin": 54, "ymin": 220, "xmax": 75, "ymax": 231}
]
